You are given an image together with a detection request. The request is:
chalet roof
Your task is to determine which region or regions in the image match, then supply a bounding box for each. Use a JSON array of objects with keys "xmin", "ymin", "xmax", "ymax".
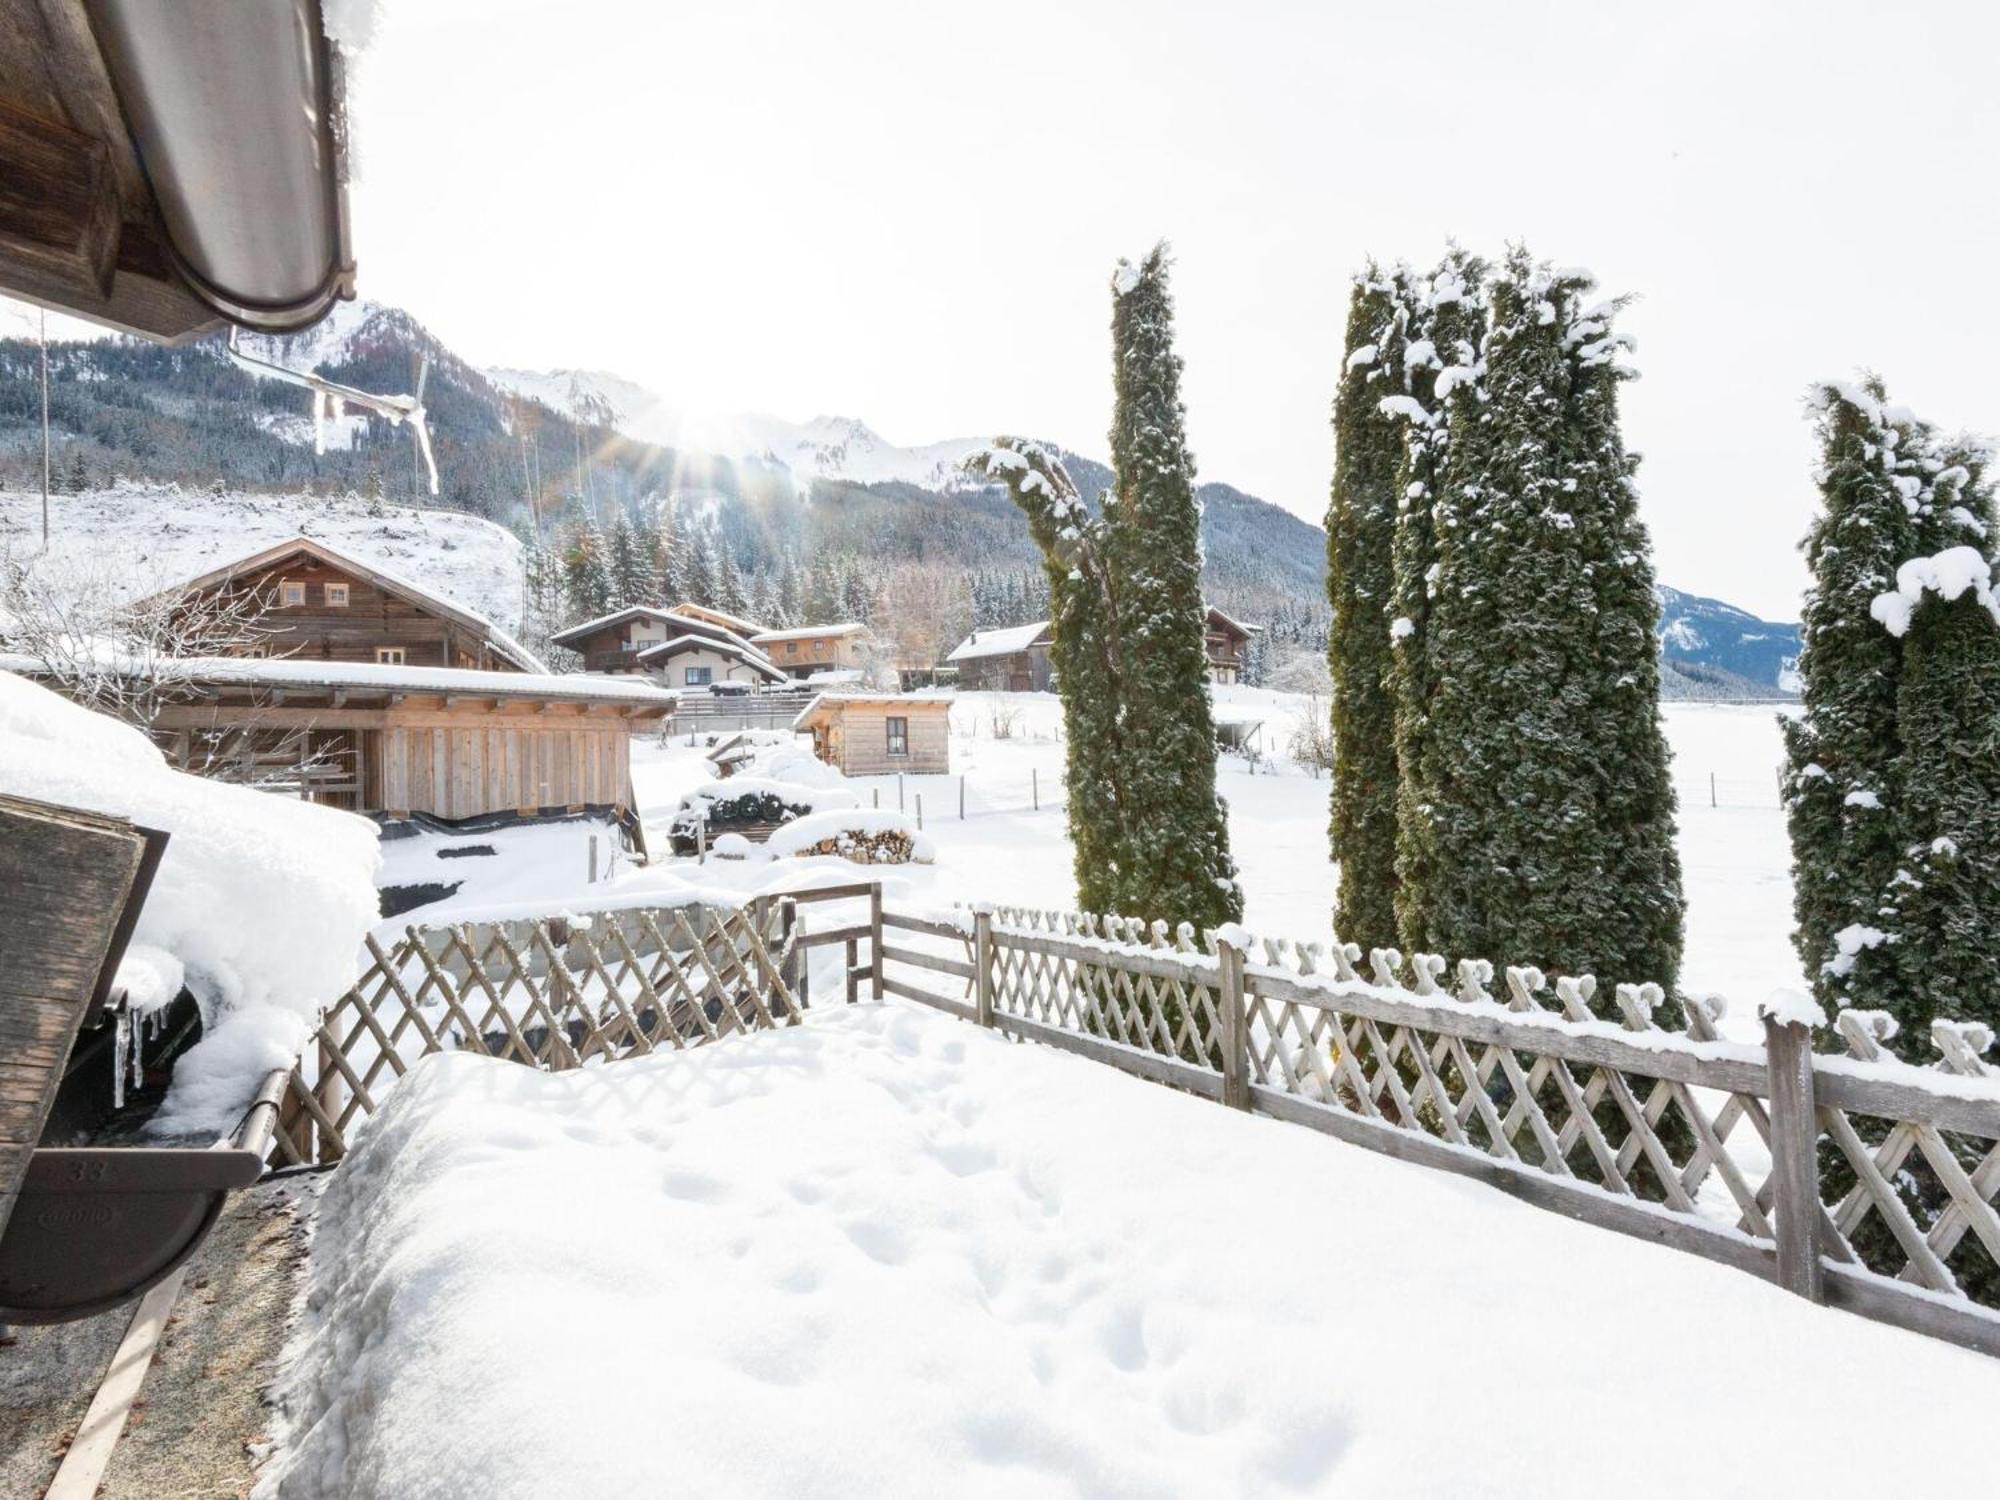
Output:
[
  {"xmin": 547, "ymin": 605, "xmax": 681, "ymax": 648},
  {"xmin": 792, "ymin": 692, "xmax": 954, "ymax": 731},
  {"xmin": 0, "ymin": 653, "xmax": 676, "ymax": 712},
  {"xmin": 668, "ymin": 602, "xmax": 768, "ymax": 637},
  {"xmin": 153, "ymin": 536, "xmax": 549, "ymax": 673},
  {"xmin": 635, "ymin": 633, "xmax": 789, "ymax": 683},
  {"xmin": 1205, "ymin": 605, "xmax": 1255, "ymax": 641},
  {"xmin": 750, "ymin": 622, "xmax": 870, "ymax": 644},
  {"xmin": 946, "ymin": 621, "xmax": 1050, "ymax": 662}
]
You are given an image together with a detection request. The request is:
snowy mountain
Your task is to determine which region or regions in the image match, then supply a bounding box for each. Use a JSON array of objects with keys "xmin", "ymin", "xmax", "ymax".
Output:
[
  {"xmin": 1655, "ymin": 585, "xmax": 1800, "ymax": 696},
  {"xmin": 483, "ymin": 365, "xmax": 987, "ymax": 493}
]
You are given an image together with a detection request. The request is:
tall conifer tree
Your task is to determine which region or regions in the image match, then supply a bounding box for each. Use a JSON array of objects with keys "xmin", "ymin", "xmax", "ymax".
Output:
[
  {"xmin": 1327, "ymin": 266, "xmax": 1405, "ymax": 950},
  {"xmin": 1782, "ymin": 381, "xmax": 1920, "ymax": 1016}
]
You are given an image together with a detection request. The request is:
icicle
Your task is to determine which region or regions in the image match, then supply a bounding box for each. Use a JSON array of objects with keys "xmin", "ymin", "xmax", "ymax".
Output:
[
  {"xmin": 113, "ymin": 1008, "xmax": 129, "ymax": 1111},
  {"xmin": 130, "ymin": 1007, "xmax": 145, "ymax": 1095}
]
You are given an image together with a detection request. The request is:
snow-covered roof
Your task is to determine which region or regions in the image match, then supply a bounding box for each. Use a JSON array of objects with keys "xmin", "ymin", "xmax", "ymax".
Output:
[
  {"xmin": 946, "ymin": 621, "xmax": 1050, "ymax": 662},
  {"xmin": 154, "ymin": 535, "xmax": 549, "ymax": 673},
  {"xmin": 635, "ymin": 632, "xmax": 789, "ymax": 682},
  {"xmin": 1205, "ymin": 605, "xmax": 1255, "ymax": 640},
  {"xmin": 751, "ymin": 622, "xmax": 870, "ymax": 643},
  {"xmin": 0, "ymin": 652, "xmax": 677, "ymax": 708},
  {"xmin": 667, "ymin": 601, "xmax": 768, "ymax": 636},
  {"xmin": 547, "ymin": 605, "xmax": 682, "ymax": 648},
  {"xmin": 803, "ymin": 667, "xmax": 865, "ymax": 685},
  {"xmin": 792, "ymin": 692, "xmax": 954, "ymax": 730}
]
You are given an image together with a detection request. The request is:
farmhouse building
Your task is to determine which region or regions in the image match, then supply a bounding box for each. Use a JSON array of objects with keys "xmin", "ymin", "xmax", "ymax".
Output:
[
  {"xmin": 943, "ymin": 606, "xmax": 1257, "ymax": 690},
  {"xmin": 752, "ymin": 623, "xmax": 873, "ymax": 681},
  {"xmin": 551, "ymin": 606, "xmax": 787, "ymax": 688},
  {"xmin": 793, "ymin": 693, "xmax": 952, "ymax": 776},
  {"xmin": 21, "ymin": 538, "xmax": 681, "ymax": 830},
  {"xmin": 161, "ymin": 536, "xmax": 544, "ymax": 672},
  {"xmin": 946, "ymin": 621, "xmax": 1054, "ymax": 692}
]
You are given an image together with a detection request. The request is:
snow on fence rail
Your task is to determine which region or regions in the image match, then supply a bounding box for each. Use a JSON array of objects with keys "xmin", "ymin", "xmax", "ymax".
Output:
[
  {"xmin": 267, "ymin": 898, "xmax": 803, "ymax": 1166},
  {"xmin": 815, "ymin": 893, "xmax": 2000, "ymax": 1359}
]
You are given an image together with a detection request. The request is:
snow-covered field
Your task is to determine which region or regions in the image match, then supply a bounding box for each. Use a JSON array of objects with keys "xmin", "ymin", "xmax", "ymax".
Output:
[
  {"xmin": 265, "ymin": 1002, "xmax": 1998, "ymax": 1500},
  {"xmin": 0, "ymin": 484, "xmax": 528, "ymax": 632},
  {"xmin": 624, "ymin": 690, "xmax": 1801, "ymax": 1038}
]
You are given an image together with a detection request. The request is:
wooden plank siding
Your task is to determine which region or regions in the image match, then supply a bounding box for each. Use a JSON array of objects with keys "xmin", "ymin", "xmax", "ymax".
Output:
[
  {"xmin": 820, "ymin": 702, "xmax": 950, "ymax": 776},
  {"xmin": 179, "ymin": 556, "xmax": 520, "ymax": 671}
]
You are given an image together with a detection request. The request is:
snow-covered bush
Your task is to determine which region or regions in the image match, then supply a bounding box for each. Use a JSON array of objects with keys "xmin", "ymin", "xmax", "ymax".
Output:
[
  {"xmin": 0, "ymin": 671, "xmax": 380, "ymax": 1136},
  {"xmin": 764, "ymin": 809, "xmax": 935, "ymax": 864}
]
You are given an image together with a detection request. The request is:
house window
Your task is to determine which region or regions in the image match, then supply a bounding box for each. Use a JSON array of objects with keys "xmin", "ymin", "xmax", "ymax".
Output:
[
  {"xmin": 279, "ymin": 580, "xmax": 306, "ymax": 607},
  {"xmin": 324, "ymin": 582, "xmax": 350, "ymax": 607},
  {"xmin": 685, "ymin": 666, "xmax": 713, "ymax": 686},
  {"xmin": 785, "ymin": 641, "xmax": 798, "ymax": 657},
  {"xmin": 376, "ymin": 647, "xmax": 407, "ymax": 665},
  {"xmin": 886, "ymin": 716, "xmax": 909, "ymax": 757},
  {"xmin": 814, "ymin": 641, "xmax": 828, "ymax": 658}
]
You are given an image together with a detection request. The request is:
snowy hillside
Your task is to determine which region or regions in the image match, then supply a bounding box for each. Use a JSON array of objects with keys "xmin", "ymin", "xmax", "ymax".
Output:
[
  {"xmin": 485, "ymin": 365, "xmax": 986, "ymax": 491},
  {"xmin": 0, "ymin": 484, "xmax": 529, "ymax": 632}
]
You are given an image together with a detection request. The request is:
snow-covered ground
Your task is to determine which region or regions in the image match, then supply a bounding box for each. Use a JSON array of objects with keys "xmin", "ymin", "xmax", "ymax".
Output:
[
  {"xmin": 264, "ymin": 1002, "xmax": 1998, "ymax": 1500},
  {"xmin": 0, "ymin": 484, "xmax": 528, "ymax": 632},
  {"xmin": 626, "ymin": 691, "xmax": 1800, "ymax": 1039}
]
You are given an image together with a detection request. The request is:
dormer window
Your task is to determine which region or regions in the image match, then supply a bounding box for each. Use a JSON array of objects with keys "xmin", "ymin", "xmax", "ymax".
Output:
[
  {"xmin": 325, "ymin": 582, "xmax": 350, "ymax": 607},
  {"xmin": 279, "ymin": 580, "xmax": 306, "ymax": 607}
]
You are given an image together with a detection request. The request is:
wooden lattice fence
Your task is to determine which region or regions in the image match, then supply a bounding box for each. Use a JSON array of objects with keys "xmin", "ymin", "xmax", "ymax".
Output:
[
  {"xmin": 858, "ymin": 896, "xmax": 2000, "ymax": 1358},
  {"xmin": 268, "ymin": 897, "xmax": 802, "ymax": 1166}
]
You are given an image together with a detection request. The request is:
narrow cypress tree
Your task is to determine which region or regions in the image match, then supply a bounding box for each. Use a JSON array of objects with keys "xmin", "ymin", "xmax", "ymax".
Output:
[
  {"xmin": 1413, "ymin": 249, "xmax": 1681, "ymax": 996},
  {"xmin": 1871, "ymin": 440, "xmax": 2000, "ymax": 1051},
  {"xmin": 1327, "ymin": 266, "xmax": 1405, "ymax": 951},
  {"xmin": 963, "ymin": 439, "xmax": 1131, "ymax": 916},
  {"xmin": 1562, "ymin": 283, "xmax": 1685, "ymax": 995},
  {"xmin": 1782, "ymin": 380, "xmax": 1919, "ymax": 1016},
  {"xmin": 1386, "ymin": 254, "xmax": 1480, "ymax": 956},
  {"xmin": 1103, "ymin": 245, "xmax": 1241, "ymax": 932},
  {"xmin": 966, "ymin": 246, "xmax": 1240, "ymax": 935}
]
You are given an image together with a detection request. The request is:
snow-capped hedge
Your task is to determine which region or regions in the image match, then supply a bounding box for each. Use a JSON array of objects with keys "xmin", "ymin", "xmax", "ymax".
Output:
[
  {"xmin": 0, "ymin": 671, "xmax": 381, "ymax": 1138},
  {"xmin": 764, "ymin": 809, "xmax": 935, "ymax": 864}
]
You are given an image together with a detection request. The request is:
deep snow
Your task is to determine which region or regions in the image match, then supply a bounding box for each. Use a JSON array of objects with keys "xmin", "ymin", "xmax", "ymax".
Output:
[{"xmin": 261, "ymin": 1004, "xmax": 2000, "ymax": 1500}]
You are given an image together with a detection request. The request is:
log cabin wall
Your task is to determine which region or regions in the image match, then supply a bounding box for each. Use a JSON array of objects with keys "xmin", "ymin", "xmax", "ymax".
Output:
[
  {"xmin": 818, "ymin": 703, "xmax": 950, "ymax": 776},
  {"xmin": 186, "ymin": 557, "xmax": 520, "ymax": 671}
]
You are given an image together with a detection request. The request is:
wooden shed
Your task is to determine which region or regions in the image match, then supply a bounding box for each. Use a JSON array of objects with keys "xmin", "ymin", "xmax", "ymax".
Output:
[
  {"xmin": 792, "ymin": 693, "xmax": 951, "ymax": 776},
  {"xmin": 60, "ymin": 658, "xmax": 676, "ymax": 823}
]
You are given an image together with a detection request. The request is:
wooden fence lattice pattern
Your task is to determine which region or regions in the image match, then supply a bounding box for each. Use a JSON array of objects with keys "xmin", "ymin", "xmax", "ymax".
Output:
[
  {"xmin": 268, "ymin": 899, "xmax": 801, "ymax": 1166},
  {"xmin": 930, "ymin": 900, "xmax": 2000, "ymax": 1354}
]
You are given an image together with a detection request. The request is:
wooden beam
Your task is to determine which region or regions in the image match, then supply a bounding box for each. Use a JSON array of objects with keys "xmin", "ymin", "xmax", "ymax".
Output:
[{"xmin": 0, "ymin": 97, "xmax": 117, "ymax": 301}]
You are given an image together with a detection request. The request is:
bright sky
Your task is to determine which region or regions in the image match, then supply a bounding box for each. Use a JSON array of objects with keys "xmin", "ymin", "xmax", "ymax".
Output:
[{"xmin": 96, "ymin": 3, "xmax": 2000, "ymax": 616}]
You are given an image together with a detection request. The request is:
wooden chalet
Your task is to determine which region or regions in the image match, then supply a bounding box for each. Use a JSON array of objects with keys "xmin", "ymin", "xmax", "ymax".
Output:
[
  {"xmin": 666, "ymin": 601, "xmax": 767, "ymax": 637},
  {"xmin": 793, "ymin": 693, "xmax": 951, "ymax": 776},
  {"xmin": 82, "ymin": 538, "xmax": 677, "ymax": 826},
  {"xmin": 551, "ymin": 605, "xmax": 788, "ymax": 688},
  {"xmin": 751, "ymin": 622, "xmax": 873, "ymax": 681},
  {"xmin": 158, "ymin": 537, "xmax": 543, "ymax": 673},
  {"xmin": 944, "ymin": 606, "xmax": 1256, "ymax": 690},
  {"xmin": 945, "ymin": 621, "xmax": 1054, "ymax": 692}
]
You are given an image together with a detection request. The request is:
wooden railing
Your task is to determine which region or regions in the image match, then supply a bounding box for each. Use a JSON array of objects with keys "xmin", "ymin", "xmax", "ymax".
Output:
[
  {"xmin": 800, "ymin": 888, "xmax": 2000, "ymax": 1360},
  {"xmin": 269, "ymin": 896, "xmax": 803, "ymax": 1166}
]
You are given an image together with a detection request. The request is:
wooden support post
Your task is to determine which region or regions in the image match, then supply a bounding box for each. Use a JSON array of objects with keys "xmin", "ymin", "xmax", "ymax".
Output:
[
  {"xmin": 868, "ymin": 883, "xmax": 885, "ymax": 1000},
  {"xmin": 1763, "ymin": 1015, "xmax": 1825, "ymax": 1303},
  {"xmin": 315, "ymin": 1034, "xmax": 345, "ymax": 1166},
  {"xmin": 973, "ymin": 909, "xmax": 994, "ymax": 1027},
  {"xmin": 844, "ymin": 938, "xmax": 859, "ymax": 1005},
  {"xmin": 1216, "ymin": 935, "xmax": 1250, "ymax": 1110}
]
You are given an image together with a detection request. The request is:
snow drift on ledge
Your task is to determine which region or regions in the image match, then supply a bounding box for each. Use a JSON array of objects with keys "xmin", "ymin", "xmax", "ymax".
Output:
[
  {"xmin": 260, "ymin": 1005, "xmax": 1999, "ymax": 1500},
  {"xmin": 0, "ymin": 671, "xmax": 380, "ymax": 1137}
]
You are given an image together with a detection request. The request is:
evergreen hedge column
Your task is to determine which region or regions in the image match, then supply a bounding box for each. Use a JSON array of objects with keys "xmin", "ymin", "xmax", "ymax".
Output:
[{"xmin": 1327, "ymin": 266, "xmax": 1405, "ymax": 951}]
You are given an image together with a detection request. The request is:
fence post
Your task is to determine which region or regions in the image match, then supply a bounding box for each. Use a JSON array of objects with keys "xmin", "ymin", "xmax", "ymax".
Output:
[
  {"xmin": 315, "ymin": 1033, "xmax": 344, "ymax": 1164},
  {"xmin": 1710, "ymin": 772, "xmax": 1717, "ymax": 809},
  {"xmin": 1216, "ymin": 934, "xmax": 1250, "ymax": 1111},
  {"xmin": 780, "ymin": 896, "xmax": 806, "ymax": 1008},
  {"xmin": 844, "ymin": 937, "xmax": 859, "ymax": 1004},
  {"xmin": 915, "ymin": 794, "xmax": 924, "ymax": 830},
  {"xmin": 588, "ymin": 834, "xmax": 599, "ymax": 884},
  {"xmin": 1032, "ymin": 768, "xmax": 1039, "ymax": 811},
  {"xmin": 872, "ymin": 787, "xmax": 879, "ymax": 809},
  {"xmin": 868, "ymin": 883, "xmax": 884, "ymax": 1000},
  {"xmin": 898, "ymin": 773, "xmax": 905, "ymax": 812},
  {"xmin": 959, "ymin": 775, "xmax": 966, "ymax": 821},
  {"xmin": 696, "ymin": 821, "xmax": 706, "ymax": 864},
  {"xmin": 1763, "ymin": 1013, "xmax": 1825, "ymax": 1303},
  {"xmin": 973, "ymin": 907, "xmax": 994, "ymax": 1027}
]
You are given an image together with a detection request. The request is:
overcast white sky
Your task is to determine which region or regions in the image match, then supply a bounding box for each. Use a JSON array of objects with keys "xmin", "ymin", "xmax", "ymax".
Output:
[{"xmin": 226, "ymin": 5, "xmax": 2000, "ymax": 613}]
